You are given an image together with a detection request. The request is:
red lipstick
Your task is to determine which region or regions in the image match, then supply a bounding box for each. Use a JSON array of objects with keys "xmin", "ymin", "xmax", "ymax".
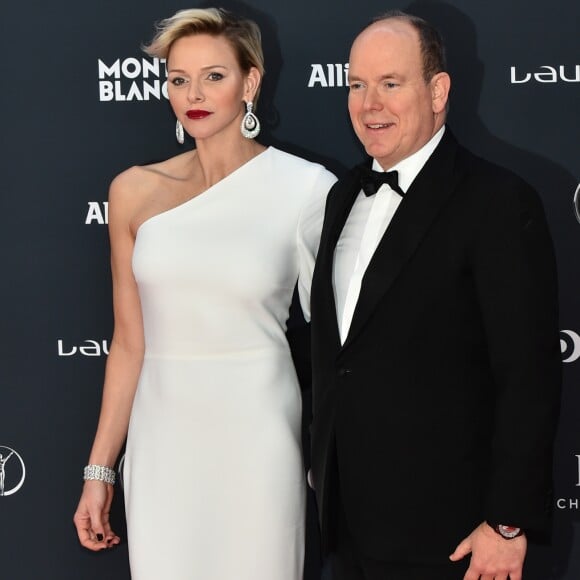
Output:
[{"xmin": 186, "ymin": 110, "xmax": 211, "ymax": 120}]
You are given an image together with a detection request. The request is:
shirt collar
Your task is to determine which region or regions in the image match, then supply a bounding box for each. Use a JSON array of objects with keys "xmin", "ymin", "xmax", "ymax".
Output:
[{"xmin": 371, "ymin": 125, "xmax": 446, "ymax": 193}]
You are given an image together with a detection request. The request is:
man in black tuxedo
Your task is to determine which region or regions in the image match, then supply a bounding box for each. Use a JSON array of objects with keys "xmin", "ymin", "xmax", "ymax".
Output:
[{"xmin": 309, "ymin": 11, "xmax": 561, "ymax": 580}]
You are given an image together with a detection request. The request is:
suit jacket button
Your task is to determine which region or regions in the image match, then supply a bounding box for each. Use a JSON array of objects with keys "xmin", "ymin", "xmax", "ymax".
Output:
[{"xmin": 338, "ymin": 368, "xmax": 351, "ymax": 377}]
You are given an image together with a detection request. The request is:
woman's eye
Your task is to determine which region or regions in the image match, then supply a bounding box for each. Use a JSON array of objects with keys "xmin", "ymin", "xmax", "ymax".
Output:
[
  {"xmin": 207, "ymin": 72, "xmax": 224, "ymax": 81},
  {"xmin": 170, "ymin": 77, "xmax": 187, "ymax": 86}
]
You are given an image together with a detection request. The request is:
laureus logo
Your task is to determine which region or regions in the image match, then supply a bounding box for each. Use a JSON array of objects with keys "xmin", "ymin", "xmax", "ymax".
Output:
[
  {"xmin": 57, "ymin": 339, "xmax": 110, "ymax": 357},
  {"xmin": 574, "ymin": 183, "xmax": 580, "ymax": 224},
  {"xmin": 510, "ymin": 64, "xmax": 579, "ymax": 84},
  {"xmin": 0, "ymin": 446, "xmax": 26, "ymax": 497}
]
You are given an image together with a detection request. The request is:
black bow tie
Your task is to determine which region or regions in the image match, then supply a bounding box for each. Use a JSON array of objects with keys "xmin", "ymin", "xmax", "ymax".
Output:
[{"xmin": 359, "ymin": 167, "xmax": 405, "ymax": 197}]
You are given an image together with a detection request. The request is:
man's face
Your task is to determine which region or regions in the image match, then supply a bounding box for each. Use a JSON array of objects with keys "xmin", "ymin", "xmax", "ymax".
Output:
[{"xmin": 348, "ymin": 19, "xmax": 448, "ymax": 170}]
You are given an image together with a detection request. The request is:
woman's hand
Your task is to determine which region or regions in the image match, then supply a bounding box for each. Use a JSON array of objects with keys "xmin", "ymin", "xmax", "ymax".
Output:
[{"xmin": 73, "ymin": 480, "xmax": 121, "ymax": 551}]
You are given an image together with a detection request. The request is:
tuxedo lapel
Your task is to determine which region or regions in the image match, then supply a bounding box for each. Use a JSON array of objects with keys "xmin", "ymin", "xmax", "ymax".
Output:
[
  {"xmin": 342, "ymin": 131, "xmax": 464, "ymax": 349},
  {"xmin": 321, "ymin": 168, "xmax": 364, "ymax": 254},
  {"xmin": 313, "ymin": 168, "xmax": 364, "ymax": 351}
]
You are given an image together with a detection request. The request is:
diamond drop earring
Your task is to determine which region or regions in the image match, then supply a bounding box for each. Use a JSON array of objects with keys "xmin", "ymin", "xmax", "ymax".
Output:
[
  {"xmin": 240, "ymin": 101, "xmax": 260, "ymax": 139},
  {"xmin": 176, "ymin": 119, "xmax": 184, "ymax": 144}
]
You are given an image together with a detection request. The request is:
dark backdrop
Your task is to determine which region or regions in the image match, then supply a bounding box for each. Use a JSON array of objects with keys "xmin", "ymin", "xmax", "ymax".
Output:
[{"xmin": 1, "ymin": 1, "xmax": 578, "ymax": 578}]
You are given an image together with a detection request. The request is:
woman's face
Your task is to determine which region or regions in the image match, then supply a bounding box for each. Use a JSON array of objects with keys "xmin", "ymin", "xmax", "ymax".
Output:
[{"xmin": 167, "ymin": 33, "xmax": 260, "ymax": 142}]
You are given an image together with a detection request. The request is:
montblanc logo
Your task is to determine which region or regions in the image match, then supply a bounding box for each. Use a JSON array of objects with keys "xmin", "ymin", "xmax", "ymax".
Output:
[
  {"xmin": 555, "ymin": 453, "xmax": 580, "ymax": 510},
  {"xmin": 58, "ymin": 339, "xmax": 110, "ymax": 357},
  {"xmin": 510, "ymin": 64, "xmax": 579, "ymax": 84},
  {"xmin": 308, "ymin": 63, "xmax": 349, "ymax": 87},
  {"xmin": 574, "ymin": 183, "xmax": 580, "ymax": 225},
  {"xmin": 86, "ymin": 201, "xmax": 109, "ymax": 225},
  {"xmin": 560, "ymin": 330, "xmax": 580, "ymax": 363},
  {"xmin": 98, "ymin": 57, "xmax": 168, "ymax": 101},
  {"xmin": 0, "ymin": 446, "xmax": 26, "ymax": 497}
]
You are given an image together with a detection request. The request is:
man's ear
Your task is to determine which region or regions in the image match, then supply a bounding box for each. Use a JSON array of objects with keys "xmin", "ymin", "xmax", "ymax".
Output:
[{"xmin": 431, "ymin": 72, "xmax": 451, "ymax": 114}]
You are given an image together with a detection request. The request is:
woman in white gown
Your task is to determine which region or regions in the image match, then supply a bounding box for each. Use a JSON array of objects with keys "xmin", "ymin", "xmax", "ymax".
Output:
[{"xmin": 73, "ymin": 8, "xmax": 336, "ymax": 579}]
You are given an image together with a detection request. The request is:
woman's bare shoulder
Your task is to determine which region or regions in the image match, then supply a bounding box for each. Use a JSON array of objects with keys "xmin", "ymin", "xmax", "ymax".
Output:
[
  {"xmin": 108, "ymin": 151, "xmax": 196, "ymax": 231},
  {"xmin": 109, "ymin": 151, "xmax": 193, "ymax": 202}
]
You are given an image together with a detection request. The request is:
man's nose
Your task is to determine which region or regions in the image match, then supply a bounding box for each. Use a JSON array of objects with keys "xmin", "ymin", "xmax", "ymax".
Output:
[{"xmin": 362, "ymin": 86, "xmax": 383, "ymax": 111}]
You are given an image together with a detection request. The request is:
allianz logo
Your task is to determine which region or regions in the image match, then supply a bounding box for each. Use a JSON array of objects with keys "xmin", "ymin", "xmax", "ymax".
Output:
[
  {"xmin": 510, "ymin": 64, "xmax": 579, "ymax": 83},
  {"xmin": 86, "ymin": 201, "xmax": 108, "ymax": 225},
  {"xmin": 58, "ymin": 339, "xmax": 110, "ymax": 357},
  {"xmin": 308, "ymin": 63, "xmax": 349, "ymax": 87}
]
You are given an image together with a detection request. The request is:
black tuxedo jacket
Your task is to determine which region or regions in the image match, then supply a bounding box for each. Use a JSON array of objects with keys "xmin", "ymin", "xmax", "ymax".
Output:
[{"xmin": 309, "ymin": 130, "xmax": 561, "ymax": 563}]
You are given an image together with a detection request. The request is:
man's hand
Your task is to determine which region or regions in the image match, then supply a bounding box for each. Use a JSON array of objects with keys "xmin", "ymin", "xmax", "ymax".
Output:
[{"xmin": 449, "ymin": 521, "xmax": 527, "ymax": 580}]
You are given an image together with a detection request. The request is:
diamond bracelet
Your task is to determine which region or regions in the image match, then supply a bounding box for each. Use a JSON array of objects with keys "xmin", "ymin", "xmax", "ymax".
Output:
[{"xmin": 83, "ymin": 464, "xmax": 116, "ymax": 486}]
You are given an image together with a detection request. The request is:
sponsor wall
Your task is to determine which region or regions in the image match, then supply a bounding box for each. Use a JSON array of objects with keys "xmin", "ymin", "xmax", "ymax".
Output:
[{"xmin": 1, "ymin": 0, "xmax": 578, "ymax": 578}]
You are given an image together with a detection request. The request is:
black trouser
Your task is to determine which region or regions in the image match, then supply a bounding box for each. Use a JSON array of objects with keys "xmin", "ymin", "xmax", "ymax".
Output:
[{"xmin": 327, "ymin": 468, "xmax": 470, "ymax": 580}]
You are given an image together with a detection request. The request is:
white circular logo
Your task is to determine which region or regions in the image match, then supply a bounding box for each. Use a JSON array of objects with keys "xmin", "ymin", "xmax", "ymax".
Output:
[
  {"xmin": 560, "ymin": 330, "xmax": 580, "ymax": 363},
  {"xmin": 0, "ymin": 446, "xmax": 26, "ymax": 497}
]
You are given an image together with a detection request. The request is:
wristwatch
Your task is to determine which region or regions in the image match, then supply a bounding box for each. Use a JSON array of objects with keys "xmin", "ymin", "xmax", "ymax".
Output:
[{"xmin": 488, "ymin": 522, "xmax": 523, "ymax": 539}]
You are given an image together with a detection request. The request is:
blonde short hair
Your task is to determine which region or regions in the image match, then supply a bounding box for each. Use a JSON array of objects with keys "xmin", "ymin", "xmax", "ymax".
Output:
[{"xmin": 144, "ymin": 8, "xmax": 265, "ymax": 103}]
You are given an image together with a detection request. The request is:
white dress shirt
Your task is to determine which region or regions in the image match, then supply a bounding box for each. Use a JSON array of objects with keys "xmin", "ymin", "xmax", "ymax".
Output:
[{"xmin": 333, "ymin": 126, "xmax": 445, "ymax": 344}]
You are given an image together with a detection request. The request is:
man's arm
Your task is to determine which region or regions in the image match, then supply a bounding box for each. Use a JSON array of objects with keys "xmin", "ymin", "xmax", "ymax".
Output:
[{"xmin": 451, "ymin": 169, "xmax": 561, "ymax": 577}]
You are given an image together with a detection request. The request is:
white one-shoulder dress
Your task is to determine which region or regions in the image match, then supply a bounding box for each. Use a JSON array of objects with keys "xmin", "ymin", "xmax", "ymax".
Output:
[{"xmin": 123, "ymin": 147, "xmax": 336, "ymax": 580}]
